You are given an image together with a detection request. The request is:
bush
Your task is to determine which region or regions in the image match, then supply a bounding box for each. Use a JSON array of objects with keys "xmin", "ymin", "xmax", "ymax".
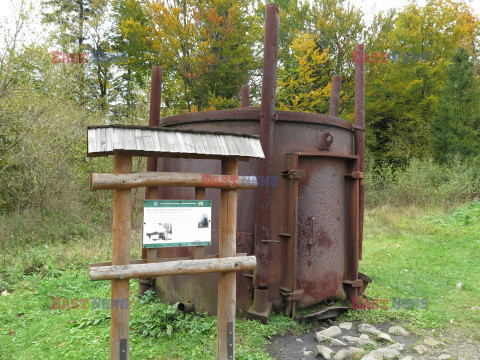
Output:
[{"xmin": 366, "ymin": 155, "xmax": 480, "ymax": 207}]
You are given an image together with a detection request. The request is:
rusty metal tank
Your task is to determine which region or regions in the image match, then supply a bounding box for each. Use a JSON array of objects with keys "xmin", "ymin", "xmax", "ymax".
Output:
[{"xmin": 151, "ymin": 3, "xmax": 368, "ymax": 321}]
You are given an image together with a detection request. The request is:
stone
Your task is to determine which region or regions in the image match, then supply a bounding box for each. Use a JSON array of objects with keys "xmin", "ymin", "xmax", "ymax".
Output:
[
  {"xmin": 339, "ymin": 322, "xmax": 353, "ymax": 331},
  {"xmin": 349, "ymin": 347, "xmax": 366, "ymax": 355},
  {"xmin": 413, "ymin": 345, "xmax": 428, "ymax": 354},
  {"xmin": 424, "ymin": 337, "xmax": 442, "ymax": 346},
  {"xmin": 470, "ymin": 306, "xmax": 480, "ymax": 310},
  {"xmin": 377, "ymin": 332, "xmax": 394, "ymax": 342},
  {"xmin": 386, "ymin": 343, "xmax": 406, "ymax": 351},
  {"xmin": 330, "ymin": 338, "xmax": 347, "ymax": 347},
  {"xmin": 303, "ymin": 347, "xmax": 312, "ymax": 356},
  {"xmin": 341, "ymin": 335, "xmax": 376, "ymax": 347},
  {"xmin": 361, "ymin": 350, "xmax": 384, "ymax": 360},
  {"xmin": 399, "ymin": 357, "xmax": 413, "ymax": 360},
  {"xmin": 316, "ymin": 326, "xmax": 342, "ymax": 341},
  {"xmin": 333, "ymin": 349, "xmax": 354, "ymax": 360},
  {"xmin": 315, "ymin": 345, "xmax": 333, "ymax": 359},
  {"xmin": 377, "ymin": 346, "xmax": 401, "ymax": 359},
  {"xmin": 316, "ymin": 334, "xmax": 332, "ymax": 342},
  {"xmin": 388, "ymin": 326, "xmax": 409, "ymax": 336},
  {"xmin": 360, "ymin": 334, "xmax": 370, "ymax": 340},
  {"xmin": 358, "ymin": 323, "xmax": 381, "ymax": 335},
  {"xmin": 438, "ymin": 355, "xmax": 452, "ymax": 359},
  {"xmin": 296, "ymin": 338, "xmax": 303, "ymax": 343}
]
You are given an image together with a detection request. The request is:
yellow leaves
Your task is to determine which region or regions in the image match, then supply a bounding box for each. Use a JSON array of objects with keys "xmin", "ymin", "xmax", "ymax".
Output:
[
  {"xmin": 206, "ymin": 8, "xmax": 223, "ymax": 25},
  {"xmin": 277, "ymin": 32, "xmax": 332, "ymax": 113},
  {"xmin": 289, "ymin": 34, "xmax": 330, "ymax": 83}
]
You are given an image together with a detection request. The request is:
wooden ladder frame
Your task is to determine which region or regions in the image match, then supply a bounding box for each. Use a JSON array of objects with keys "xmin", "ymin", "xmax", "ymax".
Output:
[{"xmin": 88, "ymin": 148, "xmax": 259, "ymax": 360}]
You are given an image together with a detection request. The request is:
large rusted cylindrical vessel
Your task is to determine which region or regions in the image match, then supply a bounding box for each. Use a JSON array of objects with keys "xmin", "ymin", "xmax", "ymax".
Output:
[
  {"xmin": 151, "ymin": 2, "xmax": 368, "ymax": 320},
  {"xmin": 153, "ymin": 109, "xmax": 365, "ymax": 317}
]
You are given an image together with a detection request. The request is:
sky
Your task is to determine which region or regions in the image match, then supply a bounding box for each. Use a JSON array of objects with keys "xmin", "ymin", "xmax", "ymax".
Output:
[{"xmin": 1, "ymin": 0, "xmax": 480, "ymax": 48}]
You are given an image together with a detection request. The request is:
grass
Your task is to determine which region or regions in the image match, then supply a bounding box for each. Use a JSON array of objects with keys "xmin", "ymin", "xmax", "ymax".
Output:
[
  {"xmin": 1, "ymin": 200, "xmax": 480, "ymax": 358},
  {"xmin": 0, "ymin": 221, "xmax": 306, "ymax": 360},
  {"xmin": 349, "ymin": 199, "xmax": 480, "ymax": 332},
  {"xmin": 0, "ymin": 272, "xmax": 304, "ymax": 359}
]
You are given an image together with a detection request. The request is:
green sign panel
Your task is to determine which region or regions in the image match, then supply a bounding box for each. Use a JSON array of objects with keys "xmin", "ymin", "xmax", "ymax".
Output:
[{"xmin": 143, "ymin": 200, "xmax": 212, "ymax": 248}]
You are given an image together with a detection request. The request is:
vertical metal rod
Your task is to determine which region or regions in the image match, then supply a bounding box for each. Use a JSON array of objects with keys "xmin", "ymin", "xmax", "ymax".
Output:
[
  {"xmin": 193, "ymin": 188, "xmax": 206, "ymax": 259},
  {"xmin": 254, "ymin": 1, "xmax": 279, "ymax": 290},
  {"xmin": 217, "ymin": 158, "xmax": 238, "ymax": 360},
  {"xmin": 142, "ymin": 67, "xmax": 163, "ymax": 266},
  {"xmin": 346, "ymin": 175, "xmax": 359, "ymax": 282},
  {"xmin": 139, "ymin": 66, "xmax": 163, "ymax": 295},
  {"xmin": 111, "ymin": 152, "xmax": 132, "ymax": 360},
  {"xmin": 284, "ymin": 154, "xmax": 299, "ymax": 318},
  {"xmin": 241, "ymin": 84, "xmax": 250, "ymax": 107},
  {"xmin": 146, "ymin": 66, "xmax": 163, "ymax": 194},
  {"xmin": 354, "ymin": 44, "xmax": 365, "ymax": 260},
  {"xmin": 329, "ymin": 75, "xmax": 342, "ymax": 117}
]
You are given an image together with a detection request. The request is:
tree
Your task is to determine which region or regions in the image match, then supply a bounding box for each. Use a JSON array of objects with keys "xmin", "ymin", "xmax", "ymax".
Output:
[
  {"xmin": 275, "ymin": 0, "xmax": 364, "ymax": 120},
  {"xmin": 41, "ymin": 0, "xmax": 111, "ymax": 107},
  {"xmin": 363, "ymin": 0, "xmax": 480, "ymax": 165},
  {"xmin": 431, "ymin": 47, "xmax": 480, "ymax": 159},
  {"xmin": 274, "ymin": 0, "xmax": 316, "ymax": 70},
  {"xmin": 120, "ymin": 0, "xmax": 259, "ymax": 113},
  {"xmin": 277, "ymin": 33, "xmax": 332, "ymax": 113},
  {"xmin": 311, "ymin": 0, "xmax": 364, "ymax": 76}
]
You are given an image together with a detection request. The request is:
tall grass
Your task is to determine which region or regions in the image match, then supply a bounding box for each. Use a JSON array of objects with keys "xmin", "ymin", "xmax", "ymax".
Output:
[{"xmin": 366, "ymin": 155, "xmax": 480, "ymax": 207}]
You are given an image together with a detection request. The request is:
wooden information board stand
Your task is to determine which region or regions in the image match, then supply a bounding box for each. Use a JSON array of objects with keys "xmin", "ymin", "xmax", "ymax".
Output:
[{"xmin": 87, "ymin": 125, "xmax": 264, "ymax": 359}]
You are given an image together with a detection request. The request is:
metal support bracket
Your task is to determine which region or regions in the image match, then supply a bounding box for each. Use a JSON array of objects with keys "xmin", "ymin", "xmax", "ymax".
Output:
[
  {"xmin": 344, "ymin": 171, "xmax": 365, "ymax": 179},
  {"xmin": 227, "ymin": 321, "xmax": 234, "ymax": 360},
  {"xmin": 281, "ymin": 169, "xmax": 306, "ymax": 179},
  {"xmin": 279, "ymin": 287, "xmax": 304, "ymax": 301},
  {"xmin": 343, "ymin": 279, "xmax": 363, "ymax": 288},
  {"xmin": 261, "ymin": 239, "xmax": 280, "ymax": 244},
  {"xmin": 120, "ymin": 338, "xmax": 127, "ymax": 360}
]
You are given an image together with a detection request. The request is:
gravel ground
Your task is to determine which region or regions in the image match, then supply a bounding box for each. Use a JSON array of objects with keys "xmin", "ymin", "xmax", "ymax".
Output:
[{"xmin": 266, "ymin": 320, "xmax": 480, "ymax": 360}]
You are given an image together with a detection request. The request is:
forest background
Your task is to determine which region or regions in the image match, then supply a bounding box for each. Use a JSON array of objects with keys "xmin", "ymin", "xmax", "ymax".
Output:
[{"xmin": 1, "ymin": 0, "xmax": 480, "ymax": 251}]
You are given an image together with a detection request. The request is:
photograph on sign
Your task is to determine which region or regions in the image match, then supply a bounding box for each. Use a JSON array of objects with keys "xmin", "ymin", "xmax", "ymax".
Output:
[{"xmin": 143, "ymin": 200, "xmax": 212, "ymax": 248}]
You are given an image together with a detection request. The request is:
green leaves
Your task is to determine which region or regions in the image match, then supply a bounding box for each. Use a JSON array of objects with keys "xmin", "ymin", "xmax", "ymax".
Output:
[
  {"xmin": 432, "ymin": 47, "xmax": 480, "ymax": 160},
  {"xmin": 131, "ymin": 291, "xmax": 217, "ymax": 339}
]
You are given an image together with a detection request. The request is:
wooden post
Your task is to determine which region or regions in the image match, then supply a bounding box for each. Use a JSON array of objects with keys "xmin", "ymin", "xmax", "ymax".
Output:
[
  {"xmin": 111, "ymin": 152, "xmax": 132, "ymax": 360},
  {"xmin": 217, "ymin": 158, "xmax": 238, "ymax": 360},
  {"xmin": 194, "ymin": 187, "xmax": 206, "ymax": 259}
]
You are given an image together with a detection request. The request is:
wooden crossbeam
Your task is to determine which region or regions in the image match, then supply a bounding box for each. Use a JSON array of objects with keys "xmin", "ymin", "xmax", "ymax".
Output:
[
  {"xmin": 90, "ymin": 171, "xmax": 257, "ymax": 190},
  {"xmin": 89, "ymin": 256, "xmax": 256, "ymax": 281},
  {"xmin": 89, "ymin": 253, "xmax": 248, "ymax": 269}
]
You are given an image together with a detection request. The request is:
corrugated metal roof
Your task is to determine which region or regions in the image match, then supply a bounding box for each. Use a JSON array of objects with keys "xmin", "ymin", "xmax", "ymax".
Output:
[{"xmin": 87, "ymin": 125, "xmax": 264, "ymax": 159}]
